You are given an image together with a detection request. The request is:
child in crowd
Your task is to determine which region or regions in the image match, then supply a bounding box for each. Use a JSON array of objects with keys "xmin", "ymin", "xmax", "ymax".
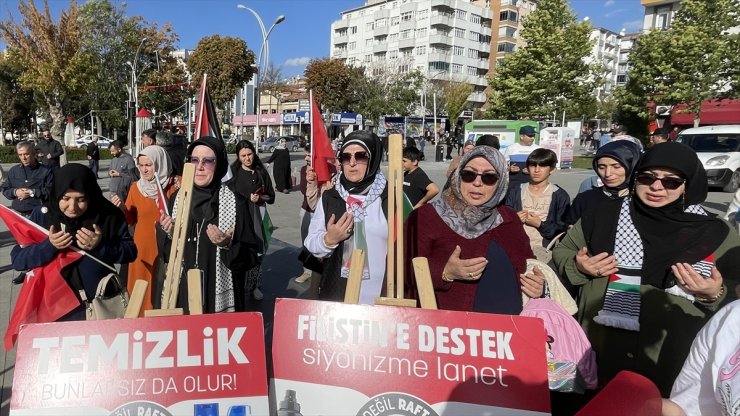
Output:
[
  {"xmin": 402, "ymin": 146, "xmax": 439, "ymax": 208},
  {"xmin": 504, "ymin": 148, "xmax": 570, "ymax": 259}
]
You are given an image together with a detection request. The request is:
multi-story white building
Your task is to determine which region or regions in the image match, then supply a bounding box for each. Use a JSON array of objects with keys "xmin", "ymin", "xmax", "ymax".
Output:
[
  {"xmin": 586, "ymin": 27, "xmax": 621, "ymax": 100},
  {"xmin": 641, "ymin": 0, "xmax": 681, "ymax": 31},
  {"xmin": 330, "ymin": 0, "xmax": 493, "ymax": 110},
  {"xmin": 616, "ymin": 32, "xmax": 639, "ymax": 87}
]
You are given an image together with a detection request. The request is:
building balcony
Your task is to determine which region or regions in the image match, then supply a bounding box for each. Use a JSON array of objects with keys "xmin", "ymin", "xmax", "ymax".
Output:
[
  {"xmin": 429, "ymin": 34, "xmax": 452, "ymax": 45},
  {"xmin": 398, "ymin": 37, "xmax": 415, "ymax": 49},
  {"xmin": 333, "ymin": 34, "xmax": 348, "ymax": 44},
  {"xmin": 400, "ymin": 20, "xmax": 415, "ymax": 31},
  {"xmin": 640, "ymin": 0, "xmax": 678, "ymax": 5},
  {"xmin": 332, "ymin": 49, "xmax": 348, "ymax": 59},
  {"xmin": 481, "ymin": 26, "xmax": 492, "ymax": 37},
  {"xmin": 373, "ymin": 43, "xmax": 387, "ymax": 53},
  {"xmin": 468, "ymin": 91, "xmax": 487, "ymax": 103},
  {"xmin": 478, "ymin": 59, "xmax": 490, "ymax": 70},
  {"xmin": 374, "ymin": 25, "xmax": 389, "ymax": 36},
  {"xmin": 333, "ymin": 19, "xmax": 349, "ymax": 30},
  {"xmin": 430, "ymin": 14, "xmax": 453, "ymax": 27},
  {"xmin": 428, "ymin": 52, "xmax": 450, "ymax": 62}
]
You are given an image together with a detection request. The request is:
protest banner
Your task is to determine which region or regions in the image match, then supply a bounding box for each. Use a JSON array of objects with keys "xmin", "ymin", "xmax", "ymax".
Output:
[
  {"xmin": 272, "ymin": 299, "xmax": 550, "ymax": 415},
  {"xmin": 11, "ymin": 313, "xmax": 268, "ymax": 416}
]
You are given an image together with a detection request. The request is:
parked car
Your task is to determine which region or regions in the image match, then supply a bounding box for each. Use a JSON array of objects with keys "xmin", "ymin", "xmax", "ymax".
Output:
[
  {"xmin": 74, "ymin": 135, "xmax": 112, "ymax": 150},
  {"xmin": 676, "ymin": 125, "xmax": 740, "ymax": 192},
  {"xmin": 258, "ymin": 136, "xmax": 300, "ymax": 153},
  {"xmin": 283, "ymin": 134, "xmax": 307, "ymax": 148}
]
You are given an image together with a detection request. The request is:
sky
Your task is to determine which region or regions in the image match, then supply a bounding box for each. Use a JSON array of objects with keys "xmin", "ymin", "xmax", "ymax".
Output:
[{"xmin": 0, "ymin": 0, "xmax": 645, "ymax": 77}]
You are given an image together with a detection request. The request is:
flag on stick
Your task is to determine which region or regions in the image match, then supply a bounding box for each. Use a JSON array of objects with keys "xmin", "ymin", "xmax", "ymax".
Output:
[
  {"xmin": 310, "ymin": 90, "xmax": 335, "ymax": 184},
  {"xmin": 0, "ymin": 205, "xmax": 82, "ymax": 350},
  {"xmin": 194, "ymin": 73, "xmax": 222, "ymax": 140}
]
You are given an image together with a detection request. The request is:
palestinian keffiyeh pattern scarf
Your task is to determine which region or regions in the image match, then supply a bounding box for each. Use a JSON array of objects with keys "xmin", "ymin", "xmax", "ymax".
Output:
[
  {"xmin": 594, "ymin": 198, "xmax": 709, "ymax": 331},
  {"xmin": 335, "ymin": 172, "xmax": 387, "ymax": 281}
]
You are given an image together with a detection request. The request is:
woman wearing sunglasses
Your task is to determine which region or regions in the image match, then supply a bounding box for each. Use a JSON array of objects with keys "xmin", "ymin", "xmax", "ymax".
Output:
[
  {"xmin": 553, "ymin": 142, "xmax": 740, "ymax": 397},
  {"xmin": 405, "ymin": 146, "xmax": 540, "ymax": 314},
  {"xmin": 304, "ymin": 130, "xmax": 388, "ymax": 304},
  {"xmin": 159, "ymin": 136, "xmax": 244, "ymax": 314}
]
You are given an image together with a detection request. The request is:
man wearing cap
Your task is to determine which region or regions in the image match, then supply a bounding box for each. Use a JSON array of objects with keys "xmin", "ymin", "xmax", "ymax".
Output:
[
  {"xmin": 611, "ymin": 125, "xmax": 644, "ymax": 152},
  {"xmin": 650, "ymin": 128, "xmax": 669, "ymax": 147},
  {"xmin": 504, "ymin": 125, "xmax": 540, "ymax": 188}
]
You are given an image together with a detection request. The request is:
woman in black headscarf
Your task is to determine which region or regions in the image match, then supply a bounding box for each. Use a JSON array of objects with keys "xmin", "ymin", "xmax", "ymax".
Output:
[
  {"xmin": 226, "ymin": 140, "xmax": 275, "ymax": 309},
  {"xmin": 159, "ymin": 136, "xmax": 241, "ymax": 313},
  {"xmin": 553, "ymin": 142, "xmax": 740, "ymax": 396},
  {"xmin": 11, "ymin": 164, "xmax": 137, "ymax": 320},
  {"xmin": 565, "ymin": 140, "xmax": 642, "ymax": 225},
  {"xmin": 304, "ymin": 130, "xmax": 388, "ymax": 304}
]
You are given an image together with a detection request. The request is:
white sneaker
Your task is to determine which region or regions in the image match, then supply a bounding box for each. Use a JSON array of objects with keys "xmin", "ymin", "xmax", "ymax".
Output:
[{"xmin": 295, "ymin": 271, "xmax": 311, "ymax": 283}]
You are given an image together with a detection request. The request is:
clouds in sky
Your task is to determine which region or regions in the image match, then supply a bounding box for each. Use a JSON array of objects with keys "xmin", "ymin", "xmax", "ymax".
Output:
[
  {"xmin": 605, "ymin": 0, "xmax": 615, "ymax": 6},
  {"xmin": 622, "ymin": 19, "xmax": 643, "ymax": 32},
  {"xmin": 284, "ymin": 57, "xmax": 312, "ymax": 67},
  {"xmin": 605, "ymin": 8, "xmax": 626, "ymax": 17}
]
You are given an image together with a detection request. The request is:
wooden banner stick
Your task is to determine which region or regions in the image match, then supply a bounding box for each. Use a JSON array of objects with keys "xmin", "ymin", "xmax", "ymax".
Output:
[
  {"xmin": 343, "ymin": 249, "xmax": 365, "ymax": 304},
  {"xmin": 124, "ymin": 280, "xmax": 148, "ymax": 318},
  {"xmin": 187, "ymin": 269, "xmax": 203, "ymax": 315},
  {"xmin": 412, "ymin": 257, "xmax": 437, "ymax": 310},
  {"xmin": 160, "ymin": 163, "xmax": 196, "ymax": 312}
]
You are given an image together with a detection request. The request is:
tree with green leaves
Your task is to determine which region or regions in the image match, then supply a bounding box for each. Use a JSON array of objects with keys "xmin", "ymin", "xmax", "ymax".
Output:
[
  {"xmin": 352, "ymin": 60, "xmax": 424, "ymax": 125},
  {"xmin": 621, "ymin": 0, "xmax": 739, "ymax": 127},
  {"xmin": 487, "ymin": 0, "xmax": 599, "ymax": 120},
  {"xmin": 187, "ymin": 35, "xmax": 255, "ymax": 107},
  {"xmin": 304, "ymin": 58, "xmax": 360, "ymax": 112},
  {"xmin": 0, "ymin": 0, "xmax": 94, "ymax": 138},
  {"xmin": 0, "ymin": 52, "xmax": 36, "ymax": 141},
  {"xmin": 442, "ymin": 79, "xmax": 473, "ymax": 130}
]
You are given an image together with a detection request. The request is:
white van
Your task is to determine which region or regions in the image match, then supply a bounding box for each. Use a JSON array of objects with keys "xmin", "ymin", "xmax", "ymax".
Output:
[{"xmin": 676, "ymin": 125, "xmax": 740, "ymax": 192}]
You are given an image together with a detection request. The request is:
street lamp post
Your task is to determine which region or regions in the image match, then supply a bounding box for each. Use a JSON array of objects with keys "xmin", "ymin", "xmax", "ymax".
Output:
[
  {"xmin": 126, "ymin": 37, "xmax": 148, "ymax": 151},
  {"xmin": 237, "ymin": 4, "xmax": 285, "ymax": 145}
]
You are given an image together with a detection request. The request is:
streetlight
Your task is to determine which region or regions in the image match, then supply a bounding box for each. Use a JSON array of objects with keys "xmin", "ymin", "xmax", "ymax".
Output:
[
  {"xmin": 426, "ymin": 69, "xmax": 450, "ymax": 146},
  {"xmin": 237, "ymin": 4, "xmax": 285, "ymax": 144},
  {"xmin": 125, "ymin": 37, "xmax": 148, "ymax": 152}
]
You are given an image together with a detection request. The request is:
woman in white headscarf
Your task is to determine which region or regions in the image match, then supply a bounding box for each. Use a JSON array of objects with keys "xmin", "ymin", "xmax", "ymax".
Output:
[{"xmin": 112, "ymin": 145, "xmax": 176, "ymax": 316}]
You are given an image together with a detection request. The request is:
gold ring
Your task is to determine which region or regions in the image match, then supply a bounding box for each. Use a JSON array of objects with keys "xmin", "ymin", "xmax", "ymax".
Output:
[
  {"xmin": 596, "ymin": 269, "xmax": 601, "ymax": 276},
  {"xmin": 346, "ymin": 228, "xmax": 352, "ymax": 234}
]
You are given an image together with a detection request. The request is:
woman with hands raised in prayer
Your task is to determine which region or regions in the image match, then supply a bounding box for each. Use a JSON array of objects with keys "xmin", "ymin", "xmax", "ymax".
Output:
[
  {"xmin": 11, "ymin": 164, "xmax": 136, "ymax": 320},
  {"xmin": 405, "ymin": 146, "xmax": 542, "ymax": 314},
  {"xmin": 304, "ymin": 130, "xmax": 389, "ymax": 304},
  {"xmin": 553, "ymin": 142, "xmax": 740, "ymax": 396}
]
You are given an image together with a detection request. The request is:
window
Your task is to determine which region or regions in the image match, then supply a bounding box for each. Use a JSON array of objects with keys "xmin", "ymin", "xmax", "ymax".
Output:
[
  {"xmin": 452, "ymin": 63, "xmax": 463, "ymax": 73},
  {"xmin": 468, "ymin": 31, "xmax": 479, "ymax": 41},
  {"xmin": 366, "ymin": 22, "xmax": 374, "ymax": 30},
  {"xmin": 416, "ymin": 28, "xmax": 427, "ymax": 37},
  {"xmin": 453, "ymin": 46, "xmax": 464, "ymax": 56},
  {"xmin": 467, "ymin": 66, "xmax": 478, "ymax": 75},
  {"xmin": 401, "ymin": 48, "xmax": 413, "ymax": 56},
  {"xmin": 455, "ymin": 9, "xmax": 466, "ymax": 19},
  {"xmin": 366, "ymin": 38, "xmax": 373, "ymax": 47},
  {"xmin": 389, "ymin": 50, "xmax": 398, "ymax": 59},
  {"xmin": 500, "ymin": 11, "xmax": 518, "ymax": 22},
  {"xmin": 399, "ymin": 64, "xmax": 411, "ymax": 73},
  {"xmin": 376, "ymin": 18, "xmax": 387, "ymax": 28},
  {"xmin": 498, "ymin": 27, "xmax": 517, "ymax": 37},
  {"xmin": 401, "ymin": 29, "xmax": 413, "ymax": 39},
  {"xmin": 470, "ymin": 14, "xmax": 481, "ymax": 24},
  {"xmin": 416, "ymin": 45, "xmax": 426, "ymax": 55},
  {"xmin": 467, "ymin": 48, "xmax": 478, "ymax": 59},
  {"xmin": 391, "ymin": 16, "xmax": 399, "ymax": 26},
  {"xmin": 656, "ymin": 7, "xmax": 670, "ymax": 30},
  {"xmin": 350, "ymin": 26, "xmax": 358, "ymax": 34},
  {"xmin": 428, "ymin": 61, "xmax": 450, "ymax": 72},
  {"xmin": 364, "ymin": 54, "xmax": 372, "ymax": 63},
  {"xmin": 454, "ymin": 28, "xmax": 465, "ymax": 38},
  {"xmin": 336, "ymin": 29, "xmax": 347, "ymax": 37},
  {"xmin": 401, "ymin": 11, "xmax": 413, "ymax": 21},
  {"xmin": 348, "ymin": 41, "xmax": 356, "ymax": 50},
  {"xmin": 617, "ymin": 75, "xmax": 627, "ymax": 84},
  {"xmin": 374, "ymin": 52, "xmax": 386, "ymax": 61},
  {"xmin": 497, "ymin": 42, "xmax": 515, "ymax": 52},
  {"xmin": 416, "ymin": 9, "xmax": 428, "ymax": 19},
  {"xmin": 389, "ymin": 32, "xmax": 398, "ymax": 41}
]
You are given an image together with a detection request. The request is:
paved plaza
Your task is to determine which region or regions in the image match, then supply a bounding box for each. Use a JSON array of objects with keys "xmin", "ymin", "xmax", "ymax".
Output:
[{"xmin": 0, "ymin": 144, "xmax": 733, "ymax": 414}]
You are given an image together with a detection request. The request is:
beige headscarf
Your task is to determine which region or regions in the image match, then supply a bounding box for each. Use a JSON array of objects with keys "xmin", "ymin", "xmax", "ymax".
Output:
[{"xmin": 137, "ymin": 145, "xmax": 172, "ymax": 199}]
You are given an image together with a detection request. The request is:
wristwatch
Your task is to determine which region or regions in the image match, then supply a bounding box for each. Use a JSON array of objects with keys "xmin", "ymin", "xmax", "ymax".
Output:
[{"xmin": 29, "ymin": 190, "xmax": 35, "ymax": 198}]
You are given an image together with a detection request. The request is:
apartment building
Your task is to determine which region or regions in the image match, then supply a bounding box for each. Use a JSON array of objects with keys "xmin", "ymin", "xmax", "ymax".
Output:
[
  {"xmin": 616, "ymin": 32, "xmax": 639, "ymax": 87},
  {"xmin": 586, "ymin": 27, "xmax": 621, "ymax": 100},
  {"xmin": 641, "ymin": 0, "xmax": 681, "ymax": 31},
  {"xmin": 330, "ymin": 0, "xmax": 493, "ymax": 110}
]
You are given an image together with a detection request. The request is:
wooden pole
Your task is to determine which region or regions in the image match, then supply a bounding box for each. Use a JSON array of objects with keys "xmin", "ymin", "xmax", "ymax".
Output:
[{"xmin": 343, "ymin": 249, "xmax": 365, "ymax": 304}]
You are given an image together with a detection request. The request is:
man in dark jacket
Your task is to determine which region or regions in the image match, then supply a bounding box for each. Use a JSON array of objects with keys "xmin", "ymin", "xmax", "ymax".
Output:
[
  {"xmin": 86, "ymin": 136, "xmax": 100, "ymax": 178},
  {"xmin": 156, "ymin": 130, "xmax": 186, "ymax": 176},
  {"xmin": 1, "ymin": 141, "xmax": 54, "ymax": 283},
  {"xmin": 35, "ymin": 129, "xmax": 64, "ymax": 172}
]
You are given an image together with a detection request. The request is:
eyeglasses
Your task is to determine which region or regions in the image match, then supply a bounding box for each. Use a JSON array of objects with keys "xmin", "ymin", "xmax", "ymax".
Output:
[
  {"xmin": 635, "ymin": 172, "xmax": 685, "ymax": 190},
  {"xmin": 460, "ymin": 170, "xmax": 500, "ymax": 186},
  {"xmin": 339, "ymin": 151, "xmax": 369, "ymax": 164},
  {"xmin": 186, "ymin": 156, "xmax": 217, "ymax": 169}
]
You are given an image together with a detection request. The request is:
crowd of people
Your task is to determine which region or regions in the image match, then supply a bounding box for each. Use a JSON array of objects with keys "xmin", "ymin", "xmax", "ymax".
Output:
[{"xmin": 2, "ymin": 125, "xmax": 738, "ymax": 415}]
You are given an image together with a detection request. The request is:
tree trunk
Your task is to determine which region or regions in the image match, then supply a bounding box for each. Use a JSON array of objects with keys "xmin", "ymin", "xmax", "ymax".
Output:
[
  {"xmin": 46, "ymin": 95, "xmax": 65, "ymax": 139},
  {"xmin": 693, "ymin": 115, "xmax": 700, "ymax": 128}
]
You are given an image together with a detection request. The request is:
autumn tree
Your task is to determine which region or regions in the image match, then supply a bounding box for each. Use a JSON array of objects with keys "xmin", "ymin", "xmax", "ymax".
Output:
[
  {"xmin": 304, "ymin": 58, "xmax": 359, "ymax": 112},
  {"xmin": 260, "ymin": 63, "xmax": 288, "ymax": 114},
  {"xmin": 0, "ymin": 0, "xmax": 94, "ymax": 138},
  {"xmin": 621, "ymin": 0, "xmax": 739, "ymax": 126},
  {"xmin": 487, "ymin": 0, "xmax": 599, "ymax": 119},
  {"xmin": 187, "ymin": 36, "xmax": 255, "ymax": 107},
  {"xmin": 442, "ymin": 79, "xmax": 473, "ymax": 130}
]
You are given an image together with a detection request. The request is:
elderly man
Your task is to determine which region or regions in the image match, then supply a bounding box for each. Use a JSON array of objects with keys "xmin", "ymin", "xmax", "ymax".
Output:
[
  {"xmin": 1, "ymin": 141, "xmax": 54, "ymax": 284},
  {"xmin": 141, "ymin": 128, "xmax": 157, "ymax": 148}
]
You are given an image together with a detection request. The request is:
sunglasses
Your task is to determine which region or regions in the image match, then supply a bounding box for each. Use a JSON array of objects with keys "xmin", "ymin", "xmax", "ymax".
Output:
[
  {"xmin": 186, "ymin": 156, "xmax": 217, "ymax": 169},
  {"xmin": 635, "ymin": 172, "xmax": 685, "ymax": 190},
  {"xmin": 460, "ymin": 170, "xmax": 500, "ymax": 186},
  {"xmin": 339, "ymin": 151, "xmax": 369, "ymax": 164}
]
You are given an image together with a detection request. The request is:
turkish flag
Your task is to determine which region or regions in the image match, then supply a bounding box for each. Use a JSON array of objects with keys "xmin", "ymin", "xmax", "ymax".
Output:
[
  {"xmin": 310, "ymin": 91, "xmax": 335, "ymax": 184},
  {"xmin": 0, "ymin": 205, "xmax": 82, "ymax": 350}
]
